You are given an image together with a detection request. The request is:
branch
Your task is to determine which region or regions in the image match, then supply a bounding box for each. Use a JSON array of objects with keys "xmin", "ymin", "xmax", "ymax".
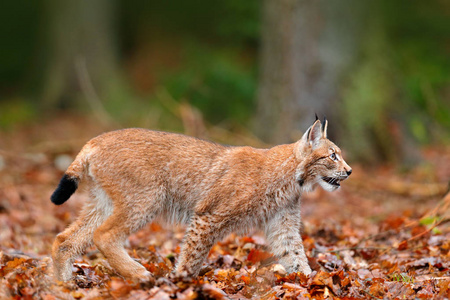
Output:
[{"xmin": 75, "ymin": 56, "xmax": 118, "ymax": 128}]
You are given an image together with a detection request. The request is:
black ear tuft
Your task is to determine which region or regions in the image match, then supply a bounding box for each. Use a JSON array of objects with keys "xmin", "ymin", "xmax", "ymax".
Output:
[
  {"xmin": 322, "ymin": 116, "xmax": 327, "ymax": 131},
  {"xmin": 315, "ymin": 113, "xmax": 319, "ymax": 121}
]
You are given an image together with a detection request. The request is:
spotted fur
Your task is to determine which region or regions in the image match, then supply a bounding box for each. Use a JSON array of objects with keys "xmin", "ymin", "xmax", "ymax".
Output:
[{"xmin": 51, "ymin": 119, "xmax": 351, "ymax": 282}]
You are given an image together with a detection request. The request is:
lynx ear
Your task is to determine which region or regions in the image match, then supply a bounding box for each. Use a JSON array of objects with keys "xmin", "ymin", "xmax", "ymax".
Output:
[
  {"xmin": 322, "ymin": 116, "xmax": 328, "ymax": 139},
  {"xmin": 301, "ymin": 119, "xmax": 323, "ymax": 147}
]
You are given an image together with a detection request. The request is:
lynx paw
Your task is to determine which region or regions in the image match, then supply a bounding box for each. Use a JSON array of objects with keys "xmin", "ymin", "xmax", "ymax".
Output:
[
  {"xmin": 281, "ymin": 258, "xmax": 312, "ymax": 276},
  {"xmin": 299, "ymin": 265, "xmax": 312, "ymax": 276},
  {"xmin": 131, "ymin": 270, "xmax": 155, "ymax": 287},
  {"xmin": 53, "ymin": 262, "xmax": 74, "ymax": 282}
]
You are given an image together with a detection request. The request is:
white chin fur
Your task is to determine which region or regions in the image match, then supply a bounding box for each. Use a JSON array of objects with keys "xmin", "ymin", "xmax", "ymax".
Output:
[{"xmin": 318, "ymin": 180, "xmax": 340, "ymax": 192}]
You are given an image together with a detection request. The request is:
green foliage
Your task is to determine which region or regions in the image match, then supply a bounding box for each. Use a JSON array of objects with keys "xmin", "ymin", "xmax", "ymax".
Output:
[
  {"xmin": 118, "ymin": 1, "xmax": 259, "ymax": 128},
  {"xmin": 419, "ymin": 216, "xmax": 442, "ymax": 234},
  {"xmin": 0, "ymin": 99, "xmax": 36, "ymax": 129},
  {"xmin": 100, "ymin": 78, "xmax": 152, "ymax": 127},
  {"xmin": 390, "ymin": 273, "xmax": 414, "ymax": 284},
  {"xmin": 96, "ymin": 45, "xmax": 257, "ymax": 130},
  {"xmin": 419, "ymin": 216, "xmax": 439, "ymax": 226},
  {"xmin": 1, "ymin": 0, "xmax": 448, "ymax": 154},
  {"xmin": 0, "ymin": 0, "xmax": 40, "ymax": 91},
  {"xmin": 160, "ymin": 45, "xmax": 256, "ymax": 126},
  {"xmin": 384, "ymin": 0, "xmax": 450, "ymax": 142},
  {"xmin": 342, "ymin": 25, "xmax": 396, "ymax": 162},
  {"xmin": 120, "ymin": 0, "xmax": 260, "ymax": 46},
  {"xmin": 342, "ymin": 0, "xmax": 449, "ymax": 163}
]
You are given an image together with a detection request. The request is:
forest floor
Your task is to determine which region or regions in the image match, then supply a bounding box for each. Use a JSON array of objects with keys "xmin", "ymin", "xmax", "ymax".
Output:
[{"xmin": 0, "ymin": 115, "xmax": 449, "ymax": 299}]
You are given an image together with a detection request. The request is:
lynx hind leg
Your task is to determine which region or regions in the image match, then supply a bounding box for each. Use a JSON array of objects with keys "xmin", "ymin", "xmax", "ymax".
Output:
[
  {"xmin": 175, "ymin": 214, "xmax": 226, "ymax": 277},
  {"xmin": 52, "ymin": 188, "xmax": 113, "ymax": 281},
  {"xmin": 92, "ymin": 201, "xmax": 155, "ymax": 282}
]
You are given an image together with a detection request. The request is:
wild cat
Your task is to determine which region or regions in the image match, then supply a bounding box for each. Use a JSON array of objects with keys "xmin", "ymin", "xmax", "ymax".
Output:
[{"xmin": 51, "ymin": 118, "xmax": 351, "ymax": 282}]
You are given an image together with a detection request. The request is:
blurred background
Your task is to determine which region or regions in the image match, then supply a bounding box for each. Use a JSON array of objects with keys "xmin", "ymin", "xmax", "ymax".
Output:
[
  {"xmin": 0, "ymin": 2, "xmax": 450, "ymax": 296},
  {"xmin": 1, "ymin": 0, "xmax": 449, "ymax": 165}
]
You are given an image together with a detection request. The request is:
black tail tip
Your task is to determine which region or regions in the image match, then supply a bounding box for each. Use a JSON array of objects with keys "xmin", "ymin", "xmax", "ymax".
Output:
[{"xmin": 51, "ymin": 174, "xmax": 79, "ymax": 205}]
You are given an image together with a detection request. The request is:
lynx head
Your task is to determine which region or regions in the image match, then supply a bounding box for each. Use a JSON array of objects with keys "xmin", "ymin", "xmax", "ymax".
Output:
[{"xmin": 295, "ymin": 117, "xmax": 352, "ymax": 192}]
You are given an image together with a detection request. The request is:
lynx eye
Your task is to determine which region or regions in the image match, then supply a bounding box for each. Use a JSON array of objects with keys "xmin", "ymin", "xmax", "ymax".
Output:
[{"xmin": 330, "ymin": 153, "xmax": 337, "ymax": 161}]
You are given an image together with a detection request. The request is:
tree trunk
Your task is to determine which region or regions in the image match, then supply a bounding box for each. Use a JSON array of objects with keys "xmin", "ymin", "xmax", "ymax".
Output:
[
  {"xmin": 40, "ymin": 0, "xmax": 119, "ymax": 110},
  {"xmin": 255, "ymin": 0, "xmax": 366, "ymax": 143}
]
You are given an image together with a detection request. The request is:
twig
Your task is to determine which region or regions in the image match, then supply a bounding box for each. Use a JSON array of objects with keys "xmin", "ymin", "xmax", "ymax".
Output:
[
  {"xmin": 414, "ymin": 276, "xmax": 450, "ymax": 282},
  {"xmin": 404, "ymin": 218, "xmax": 450, "ymax": 243},
  {"xmin": 314, "ymin": 247, "xmax": 389, "ymax": 255},
  {"xmin": 75, "ymin": 56, "xmax": 118, "ymax": 128},
  {"xmin": 156, "ymin": 88, "xmax": 267, "ymax": 147},
  {"xmin": 327, "ymin": 247, "xmax": 389, "ymax": 253},
  {"xmin": 356, "ymin": 193, "xmax": 450, "ymax": 249},
  {"xmin": 314, "ymin": 243, "xmax": 431, "ymax": 256},
  {"xmin": 422, "ymin": 191, "xmax": 450, "ymax": 219},
  {"xmin": 357, "ymin": 227, "xmax": 412, "ymax": 245},
  {"xmin": 362, "ymin": 287, "xmax": 378, "ymax": 299}
]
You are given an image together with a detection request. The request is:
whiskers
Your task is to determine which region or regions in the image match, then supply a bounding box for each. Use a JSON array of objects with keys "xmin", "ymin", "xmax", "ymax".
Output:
[
  {"xmin": 336, "ymin": 171, "xmax": 349, "ymax": 180},
  {"xmin": 328, "ymin": 177, "xmax": 340, "ymax": 185}
]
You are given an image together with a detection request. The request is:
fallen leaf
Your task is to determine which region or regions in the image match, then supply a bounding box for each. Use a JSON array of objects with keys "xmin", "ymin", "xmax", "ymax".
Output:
[{"xmin": 246, "ymin": 248, "xmax": 273, "ymax": 264}]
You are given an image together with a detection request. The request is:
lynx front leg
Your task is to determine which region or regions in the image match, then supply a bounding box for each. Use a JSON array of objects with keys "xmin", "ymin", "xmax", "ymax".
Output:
[
  {"xmin": 265, "ymin": 209, "xmax": 312, "ymax": 275},
  {"xmin": 175, "ymin": 214, "xmax": 225, "ymax": 277}
]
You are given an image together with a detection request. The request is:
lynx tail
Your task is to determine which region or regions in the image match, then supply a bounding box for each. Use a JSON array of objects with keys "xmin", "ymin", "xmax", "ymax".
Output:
[
  {"xmin": 50, "ymin": 145, "xmax": 90, "ymax": 205},
  {"xmin": 51, "ymin": 174, "xmax": 79, "ymax": 205}
]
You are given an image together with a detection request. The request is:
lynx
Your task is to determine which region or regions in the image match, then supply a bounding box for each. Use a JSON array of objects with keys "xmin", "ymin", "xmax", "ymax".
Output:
[{"xmin": 51, "ymin": 118, "xmax": 351, "ymax": 282}]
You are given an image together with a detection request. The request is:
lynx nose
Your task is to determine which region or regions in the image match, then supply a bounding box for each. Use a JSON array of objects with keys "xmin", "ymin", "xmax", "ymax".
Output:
[{"xmin": 346, "ymin": 169, "xmax": 352, "ymax": 176}]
